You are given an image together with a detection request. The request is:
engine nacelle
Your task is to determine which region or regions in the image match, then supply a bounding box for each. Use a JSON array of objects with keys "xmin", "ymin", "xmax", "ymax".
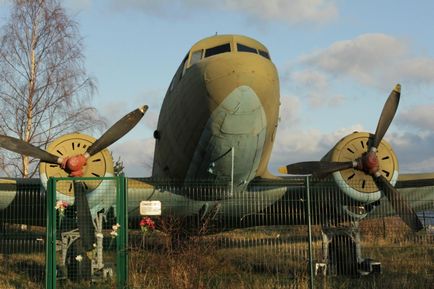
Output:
[
  {"xmin": 322, "ymin": 132, "xmax": 399, "ymax": 205},
  {"xmin": 39, "ymin": 133, "xmax": 115, "ymax": 216}
]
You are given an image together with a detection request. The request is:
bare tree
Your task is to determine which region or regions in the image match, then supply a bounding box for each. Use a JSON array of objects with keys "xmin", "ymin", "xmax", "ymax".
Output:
[{"xmin": 0, "ymin": 0, "xmax": 104, "ymax": 177}]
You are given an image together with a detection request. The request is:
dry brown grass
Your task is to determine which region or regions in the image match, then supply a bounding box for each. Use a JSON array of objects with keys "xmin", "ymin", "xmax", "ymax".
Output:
[
  {"xmin": 127, "ymin": 218, "xmax": 433, "ymax": 289},
  {"xmin": 1, "ymin": 218, "xmax": 432, "ymax": 289},
  {"xmin": 0, "ymin": 253, "xmax": 45, "ymax": 289}
]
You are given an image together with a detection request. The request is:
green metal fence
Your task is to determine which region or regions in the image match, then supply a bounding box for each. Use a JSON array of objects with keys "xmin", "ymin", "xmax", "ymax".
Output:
[
  {"xmin": 0, "ymin": 176, "xmax": 432, "ymax": 288},
  {"xmin": 126, "ymin": 177, "xmax": 433, "ymax": 289},
  {"xmin": 45, "ymin": 176, "xmax": 128, "ymax": 289}
]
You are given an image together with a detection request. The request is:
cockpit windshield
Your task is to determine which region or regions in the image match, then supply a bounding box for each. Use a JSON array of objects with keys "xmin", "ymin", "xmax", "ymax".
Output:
[
  {"xmin": 187, "ymin": 40, "xmax": 271, "ymax": 69},
  {"xmin": 237, "ymin": 43, "xmax": 270, "ymax": 60},
  {"xmin": 204, "ymin": 43, "xmax": 231, "ymax": 58},
  {"xmin": 237, "ymin": 43, "xmax": 257, "ymax": 54}
]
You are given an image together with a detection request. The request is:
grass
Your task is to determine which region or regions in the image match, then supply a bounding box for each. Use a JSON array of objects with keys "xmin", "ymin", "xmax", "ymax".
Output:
[
  {"xmin": 0, "ymin": 253, "xmax": 45, "ymax": 289},
  {"xmin": 125, "ymin": 218, "xmax": 433, "ymax": 289},
  {"xmin": 0, "ymin": 217, "xmax": 433, "ymax": 289}
]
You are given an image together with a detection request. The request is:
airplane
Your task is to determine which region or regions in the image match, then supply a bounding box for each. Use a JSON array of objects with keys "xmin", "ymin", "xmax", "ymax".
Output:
[{"xmin": 1, "ymin": 34, "xmax": 434, "ymax": 278}]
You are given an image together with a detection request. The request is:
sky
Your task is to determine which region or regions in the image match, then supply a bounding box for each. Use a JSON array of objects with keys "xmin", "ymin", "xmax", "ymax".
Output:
[{"xmin": 2, "ymin": 0, "xmax": 434, "ymax": 177}]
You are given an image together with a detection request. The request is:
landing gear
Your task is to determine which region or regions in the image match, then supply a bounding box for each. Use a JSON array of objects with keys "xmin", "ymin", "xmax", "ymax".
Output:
[
  {"xmin": 65, "ymin": 237, "xmax": 92, "ymax": 281},
  {"xmin": 58, "ymin": 213, "xmax": 113, "ymax": 282},
  {"xmin": 318, "ymin": 222, "xmax": 381, "ymax": 276}
]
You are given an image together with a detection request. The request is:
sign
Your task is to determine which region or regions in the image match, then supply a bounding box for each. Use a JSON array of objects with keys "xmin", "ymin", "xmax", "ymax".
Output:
[{"xmin": 140, "ymin": 200, "xmax": 161, "ymax": 216}]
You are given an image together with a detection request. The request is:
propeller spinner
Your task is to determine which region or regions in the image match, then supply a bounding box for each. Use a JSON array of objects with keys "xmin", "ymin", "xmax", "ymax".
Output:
[{"xmin": 279, "ymin": 84, "xmax": 423, "ymax": 232}]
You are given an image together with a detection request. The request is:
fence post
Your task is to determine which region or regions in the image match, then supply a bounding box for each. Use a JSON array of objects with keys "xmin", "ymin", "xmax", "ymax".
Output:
[
  {"xmin": 45, "ymin": 177, "xmax": 57, "ymax": 289},
  {"xmin": 116, "ymin": 175, "xmax": 128, "ymax": 288},
  {"xmin": 305, "ymin": 176, "xmax": 315, "ymax": 289}
]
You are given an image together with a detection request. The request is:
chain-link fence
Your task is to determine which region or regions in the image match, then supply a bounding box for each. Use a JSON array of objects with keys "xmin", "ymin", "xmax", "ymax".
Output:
[{"xmin": 0, "ymin": 176, "xmax": 433, "ymax": 288}]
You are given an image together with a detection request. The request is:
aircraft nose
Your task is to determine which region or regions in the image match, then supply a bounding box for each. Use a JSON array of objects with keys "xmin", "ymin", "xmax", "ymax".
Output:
[
  {"xmin": 219, "ymin": 85, "xmax": 267, "ymax": 135},
  {"xmin": 203, "ymin": 53, "xmax": 279, "ymax": 112}
]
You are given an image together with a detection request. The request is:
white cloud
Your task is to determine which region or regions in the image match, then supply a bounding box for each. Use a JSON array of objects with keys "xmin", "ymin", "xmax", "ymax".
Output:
[
  {"xmin": 270, "ymin": 92, "xmax": 434, "ymax": 174},
  {"xmin": 99, "ymin": 94, "xmax": 161, "ymax": 132},
  {"xmin": 217, "ymin": 0, "xmax": 338, "ymax": 25},
  {"xmin": 278, "ymin": 95, "xmax": 301, "ymax": 127},
  {"xmin": 269, "ymin": 122, "xmax": 434, "ymax": 174},
  {"xmin": 100, "ymin": 101, "xmax": 126, "ymax": 123},
  {"xmin": 398, "ymin": 104, "xmax": 434, "ymax": 131},
  {"xmin": 292, "ymin": 70, "xmax": 329, "ymax": 90},
  {"xmin": 399, "ymin": 58, "xmax": 434, "ymax": 85},
  {"xmin": 299, "ymin": 33, "xmax": 434, "ymax": 89},
  {"xmin": 388, "ymin": 131, "xmax": 434, "ymax": 173},
  {"xmin": 144, "ymin": 110, "xmax": 159, "ymax": 131},
  {"xmin": 270, "ymin": 92, "xmax": 363, "ymax": 172},
  {"xmin": 407, "ymin": 156, "xmax": 434, "ymax": 172},
  {"xmin": 111, "ymin": 0, "xmax": 338, "ymax": 25},
  {"xmin": 111, "ymin": 138, "xmax": 155, "ymax": 177},
  {"xmin": 273, "ymin": 128, "xmax": 327, "ymax": 159},
  {"xmin": 270, "ymin": 94, "xmax": 365, "ymax": 172},
  {"xmin": 288, "ymin": 69, "xmax": 345, "ymax": 107}
]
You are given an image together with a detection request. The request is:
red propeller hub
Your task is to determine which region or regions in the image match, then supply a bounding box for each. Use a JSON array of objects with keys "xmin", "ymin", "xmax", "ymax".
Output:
[
  {"xmin": 61, "ymin": 154, "xmax": 87, "ymax": 177},
  {"xmin": 358, "ymin": 151, "xmax": 379, "ymax": 176}
]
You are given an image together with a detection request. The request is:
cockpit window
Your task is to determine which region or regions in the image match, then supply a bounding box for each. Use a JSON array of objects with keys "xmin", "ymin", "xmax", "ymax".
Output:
[
  {"xmin": 237, "ymin": 43, "xmax": 257, "ymax": 54},
  {"xmin": 190, "ymin": 50, "xmax": 203, "ymax": 66},
  {"xmin": 258, "ymin": 49, "xmax": 270, "ymax": 60},
  {"xmin": 204, "ymin": 43, "xmax": 231, "ymax": 58},
  {"xmin": 236, "ymin": 43, "xmax": 271, "ymax": 60}
]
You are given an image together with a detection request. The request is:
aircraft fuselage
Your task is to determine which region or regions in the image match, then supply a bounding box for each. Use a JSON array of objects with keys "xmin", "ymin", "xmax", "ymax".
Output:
[{"xmin": 152, "ymin": 35, "xmax": 280, "ymax": 198}]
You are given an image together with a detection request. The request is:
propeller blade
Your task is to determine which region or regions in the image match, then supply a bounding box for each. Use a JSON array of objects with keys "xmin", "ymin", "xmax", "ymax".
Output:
[
  {"xmin": 74, "ymin": 181, "xmax": 95, "ymax": 251},
  {"xmin": 375, "ymin": 175, "xmax": 423, "ymax": 232},
  {"xmin": 278, "ymin": 161, "xmax": 355, "ymax": 178},
  {"xmin": 86, "ymin": 105, "xmax": 148, "ymax": 157},
  {"xmin": 372, "ymin": 84, "xmax": 400, "ymax": 149},
  {"xmin": 0, "ymin": 135, "xmax": 60, "ymax": 164}
]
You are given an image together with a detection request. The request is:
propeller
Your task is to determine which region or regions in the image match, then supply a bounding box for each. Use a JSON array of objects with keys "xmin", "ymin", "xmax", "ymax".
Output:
[
  {"xmin": 0, "ymin": 105, "xmax": 148, "ymax": 252},
  {"xmin": 278, "ymin": 161, "xmax": 357, "ymax": 178},
  {"xmin": 86, "ymin": 105, "xmax": 148, "ymax": 157},
  {"xmin": 371, "ymin": 84, "xmax": 400, "ymax": 150},
  {"xmin": 0, "ymin": 135, "xmax": 61, "ymax": 164},
  {"xmin": 279, "ymin": 84, "xmax": 401, "ymax": 178},
  {"xmin": 74, "ymin": 181, "xmax": 96, "ymax": 251},
  {"xmin": 375, "ymin": 175, "xmax": 423, "ymax": 231},
  {"xmin": 278, "ymin": 84, "xmax": 423, "ymax": 232},
  {"xmin": 0, "ymin": 105, "xmax": 148, "ymax": 176}
]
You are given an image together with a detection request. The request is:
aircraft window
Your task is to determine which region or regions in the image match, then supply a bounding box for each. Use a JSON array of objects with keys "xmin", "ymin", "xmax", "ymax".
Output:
[
  {"xmin": 181, "ymin": 53, "xmax": 189, "ymax": 77},
  {"xmin": 170, "ymin": 53, "xmax": 188, "ymax": 91},
  {"xmin": 259, "ymin": 50, "xmax": 270, "ymax": 60},
  {"xmin": 237, "ymin": 43, "xmax": 258, "ymax": 54},
  {"xmin": 204, "ymin": 43, "xmax": 231, "ymax": 58},
  {"xmin": 190, "ymin": 50, "xmax": 203, "ymax": 66}
]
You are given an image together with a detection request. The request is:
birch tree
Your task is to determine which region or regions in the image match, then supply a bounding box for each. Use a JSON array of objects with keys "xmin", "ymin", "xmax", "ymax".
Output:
[{"xmin": 0, "ymin": 0, "xmax": 103, "ymax": 177}]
